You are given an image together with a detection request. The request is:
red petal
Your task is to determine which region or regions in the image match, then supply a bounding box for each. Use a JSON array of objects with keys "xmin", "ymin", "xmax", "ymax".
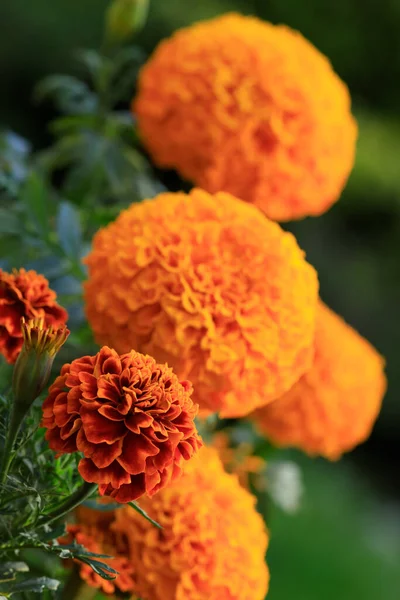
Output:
[
  {"xmin": 81, "ymin": 407, "xmax": 126, "ymax": 444},
  {"xmin": 60, "ymin": 417, "xmax": 82, "ymax": 440},
  {"xmin": 98, "ymin": 405, "xmax": 127, "ymax": 421},
  {"xmin": 97, "ymin": 376, "xmax": 121, "ymax": 403},
  {"xmin": 107, "ymin": 475, "xmax": 146, "ymax": 502},
  {"xmin": 117, "ymin": 433, "xmax": 159, "ymax": 475},
  {"xmin": 125, "ymin": 411, "xmax": 154, "ymax": 433},
  {"xmin": 78, "ymin": 458, "xmax": 131, "ymax": 488},
  {"xmin": 77, "ymin": 429, "xmax": 123, "ymax": 468}
]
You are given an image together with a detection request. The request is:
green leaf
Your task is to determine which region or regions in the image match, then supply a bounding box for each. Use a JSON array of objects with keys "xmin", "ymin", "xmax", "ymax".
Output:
[
  {"xmin": 77, "ymin": 558, "xmax": 117, "ymax": 581},
  {"xmin": 11, "ymin": 576, "xmax": 60, "ymax": 593},
  {"xmin": 35, "ymin": 75, "xmax": 97, "ymax": 115},
  {"xmin": 128, "ymin": 501, "xmax": 162, "ymax": 529},
  {"xmin": 0, "ymin": 563, "xmax": 29, "ymax": 583},
  {"xmin": 21, "ymin": 171, "xmax": 50, "ymax": 236},
  {"xmin": 56, "ymin": 201, "xmax": 83, "ymax": 259}
]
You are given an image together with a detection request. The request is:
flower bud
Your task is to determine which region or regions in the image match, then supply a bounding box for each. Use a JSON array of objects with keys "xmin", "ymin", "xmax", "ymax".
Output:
[
  {"xmin": 12, "ymin": 317, "xmax": 70, "ymax": 412},
  {"xmin": 105, "ymin": 0, "xmax": 149, "ymax": 44}
]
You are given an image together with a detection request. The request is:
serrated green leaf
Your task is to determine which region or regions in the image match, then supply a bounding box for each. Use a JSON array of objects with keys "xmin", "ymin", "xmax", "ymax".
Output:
[
  {"xmin": 56, "ymin": 201, "xmax": 83, "ymax": 259},
  {"xmin": 40, "ymin": 523, "xmax": 66, "ymax": 542},
  {"xmin": 35, "ymin": 75, "xmax": 97, "ymax": 115},
  {"xmin": 21, "ymin": 171, "xmax": 50, "ymax": 236},
  {"xmin": 128, "ymin": 501, "xmax": 162, "ymax": 529},
  {"xmin": 0, "ymin": 563, "xmax": 29, "ymax": 583},
  {"xmin": 78, "ymin": 558, "xmax": 117, "ymax": 580},
  {"xmin": 11, "ymin": 577, "xmax": 60, "ymax": 593},
  {"xmin": 0, "ymin": 209, "xmax": 22, "ymax": 235}
]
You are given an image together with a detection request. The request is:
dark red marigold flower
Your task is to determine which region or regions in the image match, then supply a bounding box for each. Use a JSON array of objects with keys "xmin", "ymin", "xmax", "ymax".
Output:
[
  {"xmin": 0, "ymin": 268, "xmax": 68, "ymax": 363},
  {"xmin": 41, "ymin": 346, "xmax": 203, "ymax": 502}
]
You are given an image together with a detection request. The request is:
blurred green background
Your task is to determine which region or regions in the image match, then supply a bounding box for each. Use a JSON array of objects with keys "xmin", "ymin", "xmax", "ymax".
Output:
[{"xmin": 0, "ymin": 0, "xmax": 399, "ymax": 598}]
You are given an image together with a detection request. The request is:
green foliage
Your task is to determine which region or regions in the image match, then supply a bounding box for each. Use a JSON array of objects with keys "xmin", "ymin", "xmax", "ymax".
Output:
[
  {"xmin": 128, "ymin": 501, "xmax": 162, "ymax": 529},
  {"xmin": 265, "ymin": 454, "xmax": 400, "ymax": 600}
]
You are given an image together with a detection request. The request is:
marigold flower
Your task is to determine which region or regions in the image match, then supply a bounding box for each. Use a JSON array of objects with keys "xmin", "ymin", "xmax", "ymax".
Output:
[
  {"xmin": 69, "ymin": 447, "xmax": 269, "ymax": 600},
  {"xmin": 41, "ymin": 346, "xmax": 202, "ymax": 502},
  {"xmin": 134, "ymin": 13, "xmax": 357, "ymax": 222},
  {"xmin": 253, "ymin": 302, "xmax": 387, "ymax": 459},
  {"xmin": 0, "ymin": 268, "xmax": 68, "ymax": 363},
  {"xmin": 84, "ymin": 188, "xmax": 319, "ymax": 417},
  {"xmin": 59, "ymin": 522, "xmax": 135, "ymax": 595}
]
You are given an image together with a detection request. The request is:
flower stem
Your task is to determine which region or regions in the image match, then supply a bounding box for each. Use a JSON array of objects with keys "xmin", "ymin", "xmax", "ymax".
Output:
[
  {"xmin": 0, "ymin": 402, "xmax": 27, "ymax": 487},
  {"xmin": 38, "ymin": 482, "xmax": 98, "ymax": 528}
]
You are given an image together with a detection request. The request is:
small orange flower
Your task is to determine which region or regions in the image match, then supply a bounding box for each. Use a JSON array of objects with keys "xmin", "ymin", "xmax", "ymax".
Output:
[
  {"xmin": 69, "ymin": 447, "xmax": 269, "ymax": 600},
  {"xmin": 0, "ymin": 268, "xmax": 68, "ymax": 363},
  {"xmin": 59, "ymin": 522, "xmax": 135, "ymax": 595},
  {"xmin": 253, "ymin": 302, "xmax": 387, "ymax": 459},
  {"xmin": 84, "ymin": 188, "xmax": 319, "ymax": 417},
  {"xmin": 41, "ymin": 346, "xmax": 202, "ymax": 502},
  {"xmin": 134, "ymin": 13, "xmax": 357, "ymax": 221},
  {"xmin": 12, "ymin": 317, "xmax": 70, "ymax": 411}
]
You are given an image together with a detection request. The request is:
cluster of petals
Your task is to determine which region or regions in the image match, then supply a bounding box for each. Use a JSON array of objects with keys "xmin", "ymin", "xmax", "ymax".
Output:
[
  {"xmin": 253, "ymin": 302, "xmax": 387, "ymax": 459},
  {"xmin": 84, "ymin": 188, "xmax": 319, "ymax": 418},
  {"xmin": 66, "ymin": 447, "xmax": 269, "ymax": 600},
  {"xmin": 41, "ymin": 346, "xmax": 202, "ymax": 502},
  {"xmin": 134, "ymin": 13, "xmax": 357, "ymax": 222},
  {"xmin": 0, "ymin": 268, "xmax": 68, "ymax": 363}
]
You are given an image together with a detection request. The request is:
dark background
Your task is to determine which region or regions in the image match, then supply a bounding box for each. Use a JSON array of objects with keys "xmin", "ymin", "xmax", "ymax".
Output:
[{"xmin": 1, "ymin": 1, "xmax": 399, "ymax": 598}]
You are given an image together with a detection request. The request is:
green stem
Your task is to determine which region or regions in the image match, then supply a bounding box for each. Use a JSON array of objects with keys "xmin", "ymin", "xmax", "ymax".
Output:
[
  {"xmin": 38, "ymin": 482, "xmax": 98, "ymax": 528},
  {"xmin": 0, "ymin": 402, "xmax": 27, "ymax": 487}
]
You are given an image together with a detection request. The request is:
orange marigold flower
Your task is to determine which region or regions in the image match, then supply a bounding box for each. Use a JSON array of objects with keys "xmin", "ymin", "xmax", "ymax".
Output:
[
  {"xmin": 134, "ymin": 13, "xmax": 357, "ymax": 222},
  {"xmin": 84, "ymin": 188, "xmax": 319, "ymax": 417},
  {"xmin": 71, "ymin": 447, "xmax": 269, "ymax": 600},
  {"xmin": 252, "ymin": 302, "xmax": 387, "ymax": 459},
  {"xmin": 0, "ymin": 268, "xmax": 68, "ymax": 363},
  {"xmin": 41, "ymin": 346, "xmax": 202, "ymax": 502}
]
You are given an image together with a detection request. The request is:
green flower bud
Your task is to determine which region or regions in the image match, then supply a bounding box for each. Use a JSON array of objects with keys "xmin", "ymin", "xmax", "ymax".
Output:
[
  {"xmin": 105, "ymin": 0, "xmax": 149, "ymax": 44},
  {"xmin": 12, "ymin": 317, "xmax": 70, "ymax": 412}
]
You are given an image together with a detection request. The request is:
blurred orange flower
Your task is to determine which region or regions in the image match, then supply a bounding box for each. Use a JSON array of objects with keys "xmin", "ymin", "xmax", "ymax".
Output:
[
  {"xmin": 253, "ymin": 302, "xmax": 387, "ymax": 459},
  {"xmin": 0, "ymin": 268, "xmax": 68, "ymax": 363},
  {"xmin": 134, "ymin": 13, "xmax": 357, "ymax": 222},
  {"xmin": 84, "ymin": 188, "xmax": 319, "ymax": 417},
  {"xmin": 69, "ymin": 447, "xmax": 269, "ymax": 600},
  {"xmin": 41, "ymin": 346, "xmax": 202, "ymax": 502}
]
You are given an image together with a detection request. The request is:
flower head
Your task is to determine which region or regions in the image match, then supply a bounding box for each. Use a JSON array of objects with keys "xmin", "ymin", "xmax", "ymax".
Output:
[
  {"xmin": 68, "ymin": 447, "xmax": 269, "ymax": 600},
  {"xmin": 84, "ymin": 189, "xmax": 319, "ymax": 417},
  {"xmin": 0, "ymin": 268, "xmax": 68, "ymax": 363},
  {"xmin": 134, "ymin": 13, "xmax": 357, "ymax": 221},
  {"xmin": 41, "ymin": 346, "xmax": 202, "ymax": 502},
  {"xmin": 12, "ymin": 317, "xmax": 70, "ymax": 411},
  {"xmin": 253, "ymin": 302, "xmax": 387, "ymax": 459}
]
